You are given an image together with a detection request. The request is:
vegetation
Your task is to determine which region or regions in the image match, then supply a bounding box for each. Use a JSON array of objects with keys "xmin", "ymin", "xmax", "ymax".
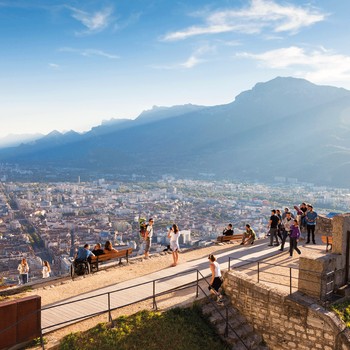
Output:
[
  {"xmin": 331, "ymin": 301, "xmax": 350, "ymax": 327},
  {"xmin": 59, "ymin": 306, "xmax": 229, "ymax": 350}
]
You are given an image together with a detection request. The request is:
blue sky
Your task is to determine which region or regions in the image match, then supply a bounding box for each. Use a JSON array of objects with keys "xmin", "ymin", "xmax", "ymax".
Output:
[{"xmin": 1, "ymin": 0, "xmax": 350, "ymax": 138}]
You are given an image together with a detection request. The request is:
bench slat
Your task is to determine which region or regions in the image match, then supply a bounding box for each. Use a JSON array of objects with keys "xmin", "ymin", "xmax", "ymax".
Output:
[
  {"xmin": 90, "ymin": 248, "xmax": 132, "ymax": 271},
  {"xmin": 321, "ymin": 235, "xmax": 333, "ymax": 252},
  {"xmin": 217, "ymin": 234, "xmax": 243, "ymax": 243}
]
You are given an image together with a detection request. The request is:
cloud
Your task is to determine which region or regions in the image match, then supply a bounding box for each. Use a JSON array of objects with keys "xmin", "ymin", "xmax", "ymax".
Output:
[
  {"xmin": 59, "ymin": 47, "xmax": 119, "ymax": 59},
  {"xmin": 238, "ymin": 46, "xmax": 350, "ymax": 84},
  {"xmin": 66, "ymin": 5, "xmax": 114, "ymax": 34},
  {"xmin": 48, "ymin": 63, "xmax": 61, "ymax": 70},
  {"xmin": 163, "ymin": 0, "xmax": 326, "ymax": 41},
  {"xmin": 152, "ymin": 45, "xmax": 214, "ymax": 70}
]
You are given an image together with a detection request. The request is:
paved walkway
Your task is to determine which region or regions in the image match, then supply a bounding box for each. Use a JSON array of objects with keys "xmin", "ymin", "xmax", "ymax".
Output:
[{"xmin": 42, "ymin": 238, "xmax": 290, "ymax": 333}]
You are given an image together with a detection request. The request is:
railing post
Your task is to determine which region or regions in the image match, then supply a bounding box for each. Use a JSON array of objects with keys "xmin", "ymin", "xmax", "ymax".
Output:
[
  {"xmin": 257, "ymin": 262, "xmax": 260, "ymax": 283},
  {"xmin": 196, "ymin": 270, "xmax": 199, "ymax": 298},
  {"xmin": 108, "ymin": 292, "xmax": 112, "ymax": 323},
  {"xmin": 228, "ymin": 257, "xmax": 231, "ymax": 271},
  {"xmin": 290, "ymin": 267, "xmax": 292, "ymax": 295},
  {"xmin": 153, "ymin": 280, "xmax": 157, "ymax": 310}
]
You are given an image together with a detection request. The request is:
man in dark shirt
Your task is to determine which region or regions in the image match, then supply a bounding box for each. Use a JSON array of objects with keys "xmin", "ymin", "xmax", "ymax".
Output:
[
  {"xmin": 92, "ymin": 243, "xmax": 104, "ymax": 256},
  {"xmin": 268, "ymin": 209, "xmax": 280, "ymax": 246},
  {"xmin": 223, "ymin": 223, "xmax": 234, "ymax": 236}
]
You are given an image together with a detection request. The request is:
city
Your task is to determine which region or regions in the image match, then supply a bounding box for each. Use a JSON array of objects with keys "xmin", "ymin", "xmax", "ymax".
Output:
[{"xmin": 0, "ymin": 175, "xmax": 348, "ymax": 286}]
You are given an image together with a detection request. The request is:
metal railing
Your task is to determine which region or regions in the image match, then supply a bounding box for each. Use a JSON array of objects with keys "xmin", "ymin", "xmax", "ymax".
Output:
[
  {"xmin": 228, "ymin": 257, "xmax": 335, "ymax": 299},
  {"xmin": 0, "ymin": 267, "xmax": 250, "ymax": 350}
]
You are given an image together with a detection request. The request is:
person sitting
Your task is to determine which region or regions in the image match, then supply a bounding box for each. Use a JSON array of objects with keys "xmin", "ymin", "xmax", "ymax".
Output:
[
  {"xmin": 222, "ymin": 223, "xmax": 234, "ymax": 236},
  {"xmin": 75, "ymin": 243, "xmax": 95, "ymax": 263},
  {"xmin": 92, "ymin": 243, "xmax": 105, "ymax": 256},
  {"xmin": 104, "ymin": 240, "xmax": 116, "ymax": 253},
  {"xmin": 240, "ymin": 224, "xmax": 256, "ymax": 245}
]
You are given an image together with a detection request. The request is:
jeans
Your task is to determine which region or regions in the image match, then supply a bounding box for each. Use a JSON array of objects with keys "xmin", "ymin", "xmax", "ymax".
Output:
[
  {"xmin": 269, "ymin": 228, "xmax": 279, "ymax": 245},
  {"xmin": 306, "ymin": 225, "xmax": 316, "ymax": 243},
  {"xmin": 289, "ymin": 237, "xmax": 301, "ymax": 256},
  {"xmin": 20, "ymin": 273, "xmax": 28, "ymax": 284},
  {"xmin": 280, "ymin": 230, "xmax": 290, "ymax": 250}
]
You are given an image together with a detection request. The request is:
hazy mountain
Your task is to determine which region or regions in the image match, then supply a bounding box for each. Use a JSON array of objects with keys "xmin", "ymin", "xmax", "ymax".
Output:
[
  {"xmin": 0, "ymin": 133, "xmax": 44, "ymax": 148},
  {"xmin": 2, "ymin": 76, "xmax": 350, "ymax": 187}
]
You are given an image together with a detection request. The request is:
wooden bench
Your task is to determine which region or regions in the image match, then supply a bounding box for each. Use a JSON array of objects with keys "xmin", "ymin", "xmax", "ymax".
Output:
[
  {"xmin": 90, "ymin": 248, "xmax": 133, "ymax": 272},
  {"xmin": 321, "ymin": 235, "xmax": 333, "ymax": 252},
  {"xmin": 217, "ymin": 234, "xmax": 243, "ymax": 243}
]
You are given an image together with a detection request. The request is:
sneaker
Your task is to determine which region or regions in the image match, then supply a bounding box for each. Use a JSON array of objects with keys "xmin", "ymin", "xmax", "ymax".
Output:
[
  {"xmin": 279, "ymin": 248, "xmax": 284, "ymax": 251},
  {"xmin": 288, "ymin": 256, "xmax": 293, "ymax": 259},
  {"xmin": 240, "ymin": 242, "xmax": 244, "ymax": 245},
  {"xmin": 306, "ymin": 241, "xmax": 310, "ymax": 244},
  {"xmin": 267, "ymin": 244, "xmax": 273, "ymax": 246}
]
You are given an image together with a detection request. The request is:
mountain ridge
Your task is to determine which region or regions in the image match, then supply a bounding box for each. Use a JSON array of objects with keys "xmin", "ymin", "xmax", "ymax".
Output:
[{"xmin": 2, "ymin": 76, "xmax": 350, "ymax": 187}]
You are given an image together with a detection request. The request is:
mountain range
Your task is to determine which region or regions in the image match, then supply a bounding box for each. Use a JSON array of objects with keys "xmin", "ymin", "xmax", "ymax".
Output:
[{"xmin": 2, "ymin": 76, "xmax": 350, "ymax": 187}]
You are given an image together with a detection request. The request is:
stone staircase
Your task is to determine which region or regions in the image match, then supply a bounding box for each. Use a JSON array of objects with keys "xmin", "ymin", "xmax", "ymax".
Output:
[{"xmin": 200, "ymin": 298, "xmax": 269, "ymax": 350}]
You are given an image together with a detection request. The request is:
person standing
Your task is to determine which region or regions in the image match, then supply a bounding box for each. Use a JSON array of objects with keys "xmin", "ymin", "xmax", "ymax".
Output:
[
  {"xmin": 208, "ymin": 254, "xmax": 224, "ymax": 305},
  {"xmin": 276, "ymin": 209, "xmax": 283, "ymax": 242},
  {"xmin": 223, "ymin": 223, "xmax": 234, "ymax": 236},
  {"xmin": 268, "ymin": 209, "xmax": 280, "ymax": 246},
  {"xmin": 280, "ymin": 212, "xmax": 293, "ymax": 251},
  {"xmin": 289, "ymin": 219, "xmax": 302, "ymax": 257},
  {"xmin": 17, "ymin": 258, "xmax": 29, "ymax": 284},
  {"xmin": 42, "ymin": 260, "xmax": 51, "ymax": 279},
  {"xmin": 168, "ymin": 224, "xmax": 180, "ymax": 266},
  {"xmin": 306, "ymin": 205, "xmax": 318, "ymax": 244},
  {"xmin": 144, "ymin": 218, "xmax": 154, "ymax": 259}
]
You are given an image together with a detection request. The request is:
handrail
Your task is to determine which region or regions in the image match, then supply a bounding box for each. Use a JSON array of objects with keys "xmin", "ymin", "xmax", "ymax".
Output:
[
  {"xmin": 0, "ymin": 266, "xmax": 250, "ymax": 350},
  {"xmin": 228, "ymin": 256, "xmax": 336, "ymax": 298}
]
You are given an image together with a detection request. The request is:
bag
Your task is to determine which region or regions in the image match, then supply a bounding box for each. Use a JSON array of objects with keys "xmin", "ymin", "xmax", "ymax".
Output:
[{"xmin": 139, "ymin": 218, "xmax": 148, "ymax": 238}]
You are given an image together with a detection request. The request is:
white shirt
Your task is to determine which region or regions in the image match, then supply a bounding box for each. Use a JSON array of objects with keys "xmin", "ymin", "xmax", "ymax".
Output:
[
  {"xmin": 42, "ymin": 266, "xmax": 50, "ymax": 278},
  {"xmin": 147, "ymin": 224, "xmax": 154, "ymax": 238}
]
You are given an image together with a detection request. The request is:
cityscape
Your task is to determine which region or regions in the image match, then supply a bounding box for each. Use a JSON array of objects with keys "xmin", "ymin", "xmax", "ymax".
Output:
[{"xmin": 1, "ymin": 171, "xmax": 348, "ymax": 286}]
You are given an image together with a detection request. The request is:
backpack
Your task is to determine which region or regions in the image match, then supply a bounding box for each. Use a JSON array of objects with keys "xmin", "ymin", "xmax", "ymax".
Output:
[{"xmin": 139, "ymin": 218, "xmax": 148, "ymax": 238}]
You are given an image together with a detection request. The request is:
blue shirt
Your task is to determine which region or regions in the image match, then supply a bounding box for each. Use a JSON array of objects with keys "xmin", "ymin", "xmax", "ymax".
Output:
[
  {"xmin": 306, "ymin": 211, "xmax": 318, "ymax": 225},
  {"xmin": 76, "ymin": 247, "xmax": 93, "ymax": 261}
]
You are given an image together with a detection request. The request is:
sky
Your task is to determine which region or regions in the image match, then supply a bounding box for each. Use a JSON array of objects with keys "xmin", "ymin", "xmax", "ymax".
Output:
[{"xmin": 1, "ymin": 0, "xmax": 350, "ymax": 139}]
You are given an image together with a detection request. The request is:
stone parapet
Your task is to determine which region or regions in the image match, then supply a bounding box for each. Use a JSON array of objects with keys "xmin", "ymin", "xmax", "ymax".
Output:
[{"xmin": 224, "ymin": 270, "xmax": 350, "ymax": 350}]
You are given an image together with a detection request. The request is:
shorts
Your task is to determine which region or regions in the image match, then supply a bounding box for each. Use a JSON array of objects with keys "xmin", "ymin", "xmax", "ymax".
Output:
[
  {"xmin": 144, "ymin": 237, "xmax": 151, "ymax": 253},
  {"xmin": 211, "ymin": 277, "xmax": 223, "ymax": 292}
]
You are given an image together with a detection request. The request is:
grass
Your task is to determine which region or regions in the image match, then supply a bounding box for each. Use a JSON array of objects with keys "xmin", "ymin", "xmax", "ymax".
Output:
[
  {"xmin": 59, "ymin": 305, "xmax": 230, "ymax": 350},
  {"xmin": 330, "ymin": 301, "xmax": 350, "ymax": 327}
]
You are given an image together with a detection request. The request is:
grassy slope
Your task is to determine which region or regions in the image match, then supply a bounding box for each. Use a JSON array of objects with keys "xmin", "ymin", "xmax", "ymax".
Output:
[{"xmin": 59, "ymin": 305, "xmax": 229, "ymax": 350}]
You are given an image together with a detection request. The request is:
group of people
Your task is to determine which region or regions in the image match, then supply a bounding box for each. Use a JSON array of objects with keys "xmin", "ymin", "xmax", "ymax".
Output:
[
  {"xmin": 268, "ymin": 203, "xmax": 318, "ymax": 257},
  {"xmin": 17, "ymin": 258, "xmax": 51, "ymax": 284},
  {"xmin": 222, "ymin": 223, "xmax": 256, "ymax": 245}
]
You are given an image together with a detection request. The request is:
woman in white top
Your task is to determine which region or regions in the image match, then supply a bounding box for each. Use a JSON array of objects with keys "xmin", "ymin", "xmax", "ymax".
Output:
[
  {"xmin": 42, "ymin": 260, "xmax": 51, "ymax": 278},
  {"xmin": 208, "ymin": 254, "xmax": 224, "ymax": 304},
  {"xmin": 167, "ymin": 224, "xmax": 180, "ymax": 267},
  {"xmin": 17, "ymin": 258, "xmax": 29, "ymax": 284}
]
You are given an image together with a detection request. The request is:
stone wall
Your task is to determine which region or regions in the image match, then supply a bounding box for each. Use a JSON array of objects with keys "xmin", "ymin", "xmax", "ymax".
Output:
[
  {"xmin": 224, "ymin": 270, "xmax": 350, "ymax": 350},
  {"xmin": 299, "ymin": 214, "xmax": 350, "ymax": 300}
]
